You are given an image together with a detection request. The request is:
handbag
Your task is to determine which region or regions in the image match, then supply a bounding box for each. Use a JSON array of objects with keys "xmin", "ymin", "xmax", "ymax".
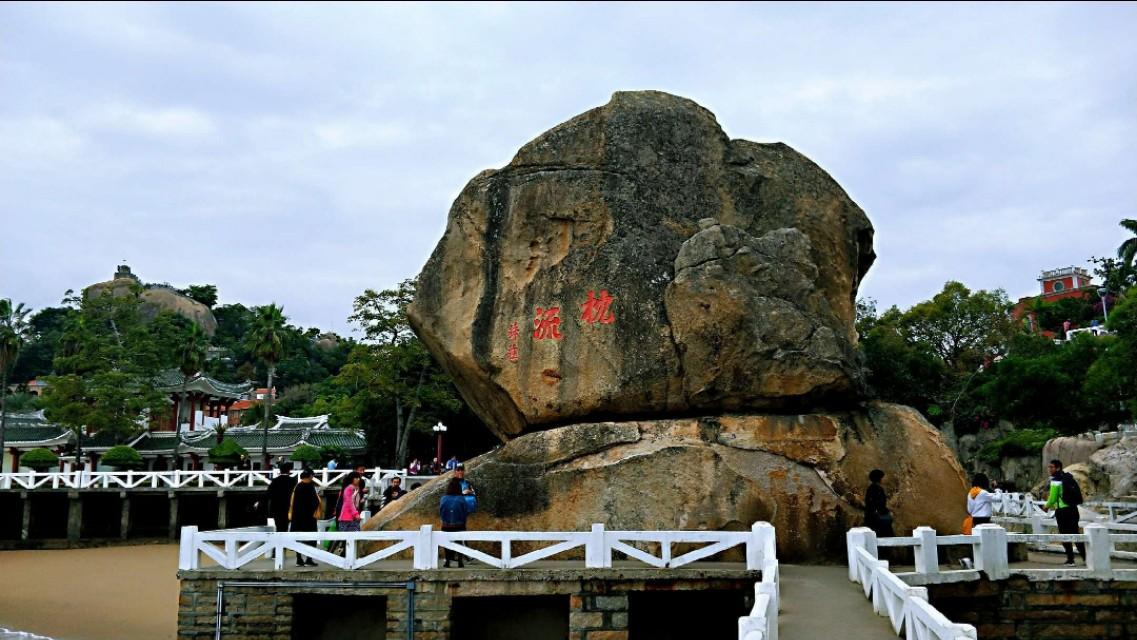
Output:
[{"xmin": 961, "ymin": 516, "xmax": 974, "ymax": 535}]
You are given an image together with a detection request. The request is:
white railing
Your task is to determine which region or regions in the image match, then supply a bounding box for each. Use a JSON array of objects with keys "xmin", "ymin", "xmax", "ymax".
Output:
[
  {"xmin": 737, "ymin": 556, "xmax": 779, "ymax": 640},
  {"xmin": 847, "ymin": 528, "xmax": 977, "ymax": 640},
  {"xmin": 178, "ymin": 521, "xmax": 777, "ymax": 572},
  {"xmin": 0, "ymin": 467, "xmax": 405, "ymax": 492},
  {"xmin": 992, "ymin": 494, "xmax": 1137, "ymax": 559},
  {"xmin": 851, "ymin": 524, "xmax": 1137, "ymax": 584}
]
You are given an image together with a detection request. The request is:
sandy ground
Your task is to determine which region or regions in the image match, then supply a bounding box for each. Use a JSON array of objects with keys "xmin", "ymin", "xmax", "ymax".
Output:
[{"xmin": 0, "ymin": 544, "xmax": 178, "ymax": 640}]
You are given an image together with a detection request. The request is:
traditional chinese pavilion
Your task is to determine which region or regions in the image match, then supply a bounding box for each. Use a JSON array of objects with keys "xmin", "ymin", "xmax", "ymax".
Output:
[{"xmin": 153, "ymin": 369, "xmax": 252, "ymax": 433}]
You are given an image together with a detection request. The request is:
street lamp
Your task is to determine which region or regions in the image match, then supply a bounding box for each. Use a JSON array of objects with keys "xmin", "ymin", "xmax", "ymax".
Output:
[
  {"xmin": 1098, "ymin": 287, "xmax": 1110, "ymax": 325},
  {"xmin": 432, "ymin": 422, "xmax": 448, "ymax": 464}
]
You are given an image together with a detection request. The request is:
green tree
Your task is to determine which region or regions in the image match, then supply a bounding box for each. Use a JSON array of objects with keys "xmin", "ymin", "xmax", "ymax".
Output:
[
  {"xmin": 12, "ymin": 306, "xmax": 76, "ymax": 382},
  {"xmin": 21, "ymin": 447, "xmax": 59, "ymax": 471},
  {"xmin": 181, "ymin": 284, "xmax": 218, "ymax": 308},
  {"xmin": 249, "ymin": 304, "xmax": 286, "ymax": 465},
  {"xmin": 899, "ymin": 281, "xmax": 1014, "ymax": 374},
  {"xmin": 345, "ymin": 280, "xmax": 461, "ymax": 466},
  {"xmin": 0, "ymin": 299, "xmax": 33, "ymax": 472},
  {"xmin": 173, "ymin": 323, "xmax": 209, "ymax": 467},
  {"xmin": 101, "ymin": 445, "xmax": 143, "ymax": 470},
  {"xmin": 43, "ymin": 288, "xmax": 169, "ymax": 466},
  {"xmin": 1119, "ymin": 219, "xmax": 1137, "ymax": 270},
  {"xmin": 208, "ymin": 438, "xmax": 248, "ymax": 469},
  {"xmin": 289, "ymin": 444, "xmax": 321, "ymax": 467}
]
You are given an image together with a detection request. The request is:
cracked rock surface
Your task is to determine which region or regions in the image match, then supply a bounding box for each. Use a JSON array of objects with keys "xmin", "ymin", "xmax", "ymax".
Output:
[{"xmin": 410, "ymin": 90, "xmax": 875, "ymax": 440}]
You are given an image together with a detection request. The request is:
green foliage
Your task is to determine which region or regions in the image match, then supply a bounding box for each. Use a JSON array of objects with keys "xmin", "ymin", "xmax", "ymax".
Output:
[
  {"xmin": 11, "ymin": 306, "xmax": 75, "ymax": 382},
  {"xmin": 208, "ymin": 438, "xmax": 248, "ymax": 468},
  {"xmin": 101, "ymin": 445, "xmax": 143, "ymax": 470},
  {"xmin": 21, "ymin": 447, "xmax": 59, "ymax": 470},
  {"xmin": 898, "ymin": 281, "xmax": 1014, "ymax": 373},
  {"xmin": 181, "ymin": 284, "xmax": 218, "ymax": 308},
  {"xmin": 1118, "ymin": 219, "xmax": 1137, "ymax": 270},
  {"xmin": 3, "ymin": 392, "xmax": 41, "ymax": 412},
  {"xmin": 1030, "ymin": 293, "xmax": 1097, "ymax": 334},
  {"xmin": 977, "ymin": 428, "xmax": 1059, "ymax": 464},
  {"xmin": 318, "ymin": 445, "xmax": 348, "ymax": 464},
  {"xmin": 289, "ymin": 444, "xmax": 321, "ymax": 466},
  {"xmin": 1090, "ymin": 256, "xmax": 1136, "ymax": 296},
  {"xmin": 42, "ymin": 289, "xmax": 169, "ymax": 455}
]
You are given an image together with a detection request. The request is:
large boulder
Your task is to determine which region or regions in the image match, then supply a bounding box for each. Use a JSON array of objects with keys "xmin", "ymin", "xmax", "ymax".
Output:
[
  {"xmin": 1041, "ymin": 436, "xmax": 1106, "ymax": 471},
  {"xmin": 409, "ymin": 91, "xmax": 875, "ymax": 440},
  {"xmin": 1090, "ymin": 436, "xmax": 1137, "ymax": 498},
  {"xmin": 85, "ymin": 265, "xmax": 218, "ymax": 336},
  {"xmin": 367, "ymin": 402, "xmax": 966, "ymax": 561}
]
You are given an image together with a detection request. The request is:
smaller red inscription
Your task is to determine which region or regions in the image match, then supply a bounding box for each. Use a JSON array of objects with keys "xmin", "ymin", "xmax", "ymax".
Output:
[{"xmin": 533, "ymin": 307, "xmax": 563, "ymax": 340}]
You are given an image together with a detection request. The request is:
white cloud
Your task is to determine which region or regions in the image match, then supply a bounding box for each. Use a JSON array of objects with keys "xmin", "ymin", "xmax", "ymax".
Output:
[
  {"xmin": 83, "ymin": 103, "xmax": 218, "ymax": 142},
  {"xmin": 0, "ymin": 116, "xmax": 84, "ymax": 165}
]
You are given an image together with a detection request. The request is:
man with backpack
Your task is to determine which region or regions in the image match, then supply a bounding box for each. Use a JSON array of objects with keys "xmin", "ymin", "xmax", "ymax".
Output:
[{"xmin": 1043, "ymin": 459, "xmax": 1085, "ymax": 565}]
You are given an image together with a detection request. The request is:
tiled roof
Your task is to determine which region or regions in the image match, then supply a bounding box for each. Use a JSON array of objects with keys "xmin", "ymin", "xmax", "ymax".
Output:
[
  {"xmin": 2, "ymin": 412, "xmax": 71, "ymax": 447},
  {"xmin": 180, "ymin": 429, "xmax": 306, "ymax": 454},
  {"xmin": 272, "ymin": 415, "xmax": 329, "ymax": 430},
  {"xmin": 229, "ymin": 400, "xmax": 257, "ymax": 411},
  {"xmin": 78, "ymin": 430, "xmax": 128, "ymax": 451},
  {"xmin": 154, "ymin": 370, "xmax": 252, "ymax": 399},
  {"xmin": 130, "ymin": 431, "xmax": 183, "ymax": 454}
]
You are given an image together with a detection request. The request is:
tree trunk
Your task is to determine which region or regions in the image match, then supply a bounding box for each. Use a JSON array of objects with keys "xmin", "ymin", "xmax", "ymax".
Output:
[
  {"xmin": 261, "ymin": 365, "xmax": 275, "ymax": 468},
  {"xmin": 173, "ymin": 376, "xmax": 188, "ymax": 471},
  {"xmin": 0, "ymin": 367, "xmax": 8, "ymax": 473},
  {"xmin": 394, "ymin": 365, "xmax": 428, "ymax": 469}
]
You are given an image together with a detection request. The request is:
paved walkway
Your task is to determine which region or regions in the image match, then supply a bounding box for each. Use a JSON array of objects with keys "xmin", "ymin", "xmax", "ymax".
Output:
[{"xmin": 778, "ymin": 564, "xmax": 897, "ymax": 640}]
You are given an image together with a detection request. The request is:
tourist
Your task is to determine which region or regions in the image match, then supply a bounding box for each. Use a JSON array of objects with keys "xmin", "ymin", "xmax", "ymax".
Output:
[
  {"xmin": 454, "ymin": 462, "xmax": 477, "ymax": 513},
  {"xmin": 266, "ymin": 462, "xmax": 297, "ymax": 532},
  {"xmin": 966, "ymin": 473, "xmax": 997, "ymax": 529},
  {"xmin": 430, "ymin": 457, "xmax": 443, "ymax": 475},
  {"xmin": 353, "ymin": 464, "xmax": 373, "ymax": 507},
  {"xmin": 1043, "ymin": 459, "xmax": 1086, "ymax": 565},
  {"xmin": 863, "ymin": 469, "xmax": 894, "ymax": 538},
  {"xmin": 337, "ymin": 472, "xmax": 364, "ymax": 534},
  {"xmin": 289, "ymin": 469, "xmax": 322, "ymax": 567},
  {"xmin": 326, "ymin": 457, "xmax": 338, "ymax": 471},
  {"xmin": 408, "ymin": 458, "xmax": 422, "ymax": 475},
  {"xmin": 445, "ymin": 455, "xmax": 459, "ymax": 472},
  {"xmin": 382, "ymin": 476, "xmax": 407, "ymax": 506},
  {"xmin": 439, "ymin": 478, "xmax": 470, "ymax": 568}
]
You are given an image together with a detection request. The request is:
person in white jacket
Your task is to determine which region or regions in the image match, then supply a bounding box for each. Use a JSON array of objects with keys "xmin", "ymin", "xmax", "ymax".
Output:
[{"xmin": 967, "ymin": 473, "xmax": 998, "ymax": 526}]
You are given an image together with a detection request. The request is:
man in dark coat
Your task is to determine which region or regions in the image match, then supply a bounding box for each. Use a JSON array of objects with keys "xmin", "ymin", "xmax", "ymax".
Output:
[
  {"xmin": 289, "ymin": 469, "xmax": 322, "ymax": 567},
  {"xmin": 266, "ymin": 462, "xmax": 297, "ymax": 532}
]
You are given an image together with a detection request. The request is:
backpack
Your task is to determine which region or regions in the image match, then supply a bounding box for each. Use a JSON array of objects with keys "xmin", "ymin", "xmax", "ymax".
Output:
[{"xmin": 1061, "ymin": 472, "xmax": 1083, "ymax": 507}]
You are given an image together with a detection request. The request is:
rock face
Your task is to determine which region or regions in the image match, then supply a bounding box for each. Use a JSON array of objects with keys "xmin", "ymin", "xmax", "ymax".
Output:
[
  {"xmin": 85, "ymin": 265, "xmax": 218, "ymax": 336},
  {"xmin": 409, "ymin": 91, "xmax": 875, "ymax": 440},
  {"xmin": 368, "ymin": 403, "xmax": 966, "ymax": 560}
]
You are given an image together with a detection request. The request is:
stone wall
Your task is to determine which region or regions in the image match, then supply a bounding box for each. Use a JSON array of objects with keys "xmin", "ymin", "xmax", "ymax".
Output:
[
  {"xmin": 928, "ymin": 576, "xmax": 1137, "ymax": 639},
  {"xmin": 177, "ymin": 568, "xmax": 755, "ymax": 640}
]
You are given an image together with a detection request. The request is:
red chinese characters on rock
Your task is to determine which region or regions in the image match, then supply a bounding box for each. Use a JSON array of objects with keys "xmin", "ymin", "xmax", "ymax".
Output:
[
  {"xmin": 533, "ymin": 307, "xmax": 563, "ymax": 340},
  {"xmin": 580, "ymin": 290, "xmax": 615, "ymax": 325},
  {"xmin": 506, "ymin": 321, "xmax": 520, "ymax": 361}
]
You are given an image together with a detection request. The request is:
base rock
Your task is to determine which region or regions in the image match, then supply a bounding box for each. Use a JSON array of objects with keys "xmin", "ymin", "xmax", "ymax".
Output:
[{"xmin": 366, "ymin": 402, "xmax": 965, "ymax": 561}]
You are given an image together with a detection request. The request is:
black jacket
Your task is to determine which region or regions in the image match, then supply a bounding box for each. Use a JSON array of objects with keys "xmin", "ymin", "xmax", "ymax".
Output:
[
  {"xmin": 266, "ymin": 474, "xmax": 297, "ymax": 523},
  {"xmin": 290, "ymin": 481, "xmax": 321, "ymax": 531}
]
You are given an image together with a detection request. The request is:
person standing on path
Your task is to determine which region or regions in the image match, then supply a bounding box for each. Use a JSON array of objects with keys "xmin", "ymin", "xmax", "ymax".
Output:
[
  {"xmin": 967, "ymin": 473, "xmax": 997, "ymax": 528},
  {"xmin": 382, "ymin": 476, "xmax": 407, "ymax": 507},
  {"xmin": 439, "ymin": 478, "xmax": 470, "ymax": 568},
  {"xmin": 289, "ymin": 469, "xmax": 322, "ymax": 567},
  {"xmin": 454, "ymin": 463, "xmax": 476, "ymax": 513},
  {"xmin": 1043, "ymin": 459, "xmax": 1086, "ymax": 565},
  {"xmin": 266, "ymin": 461, "xmax": 297, "ymax": 533},
  {"xmin": 445, "ymin": 455, "xmax": 459, "ymax": 472},
  {"xmin": 337, "ymin": 472, "xmax": 364, "ymax": 533},
  {"xmin": 863, "ymin": 469, "xmax": 894, "ymax": 538}
]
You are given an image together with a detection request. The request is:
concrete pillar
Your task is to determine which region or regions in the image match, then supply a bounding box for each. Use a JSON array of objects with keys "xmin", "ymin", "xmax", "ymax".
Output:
[
  {"xmin": 168, "ymin": 491, "xmax": 179, "ymax": 539},
  {"xmin": 217, "ymin": 491, "xmax": 227, "ymax": 529},
  {"xmin": 20, "ymin": 492, "xmax": 31, "ymax": 541},
  {"xmin": 120, "ymin": 492, "xmax": 131, "ymax": 540},
  {"xmin": 67, "ymin": 491, "xmax": 82, "ymax": 543}
]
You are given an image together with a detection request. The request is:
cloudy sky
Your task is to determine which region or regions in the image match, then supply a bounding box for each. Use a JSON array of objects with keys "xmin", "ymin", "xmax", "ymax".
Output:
[{"xmin": 2, "ymin": 2, "xmax": 1134, "ymax": 332}]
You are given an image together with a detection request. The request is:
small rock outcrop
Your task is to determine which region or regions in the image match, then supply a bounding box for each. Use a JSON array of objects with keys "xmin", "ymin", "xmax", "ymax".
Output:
[{"xmin": 85, "ymin": 265, "xmax": 218, "ymax": 336}]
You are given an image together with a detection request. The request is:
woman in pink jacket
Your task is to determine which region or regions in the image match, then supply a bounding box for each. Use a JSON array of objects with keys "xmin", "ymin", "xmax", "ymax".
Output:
[{"xmin": 337, "ymin": 472, "xmax": 364, "ymax": 533}]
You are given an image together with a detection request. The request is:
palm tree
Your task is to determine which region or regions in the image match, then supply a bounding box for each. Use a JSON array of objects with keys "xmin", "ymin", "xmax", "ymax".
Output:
[
  {"xmin": 0, "ymin": 300, "xmax": 32, "ymax": 473},
  {"xmin": 172, "ymin": 323, "xmax": 208, "ymax": 470},
  {"xmin": 1119, "ymin": 219, "xmax": 1137, "ymax": 270},
  {"xmin": 249, "ymin": 305, "xmax": 286, "ymax": 467}
]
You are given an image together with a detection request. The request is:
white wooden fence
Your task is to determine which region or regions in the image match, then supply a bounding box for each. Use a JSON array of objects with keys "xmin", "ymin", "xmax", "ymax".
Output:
[
  {"xmin": 847, "ymin": 522, "xmax": 1137, "ymax": 638},
  {"xmin": 991, "ymin": 493, "xmax": 1137, "ymax": 559},
  {"xmin": 178, "ymin": 521, "xmax": 777, "ymax": 572},
  {"xmin": 0, "ymin": 468, "xmax": 405, "ymax": 491},
  {"xmin": 737, "ymin": 555, "xmax": 779, "ymax": 640},
  {"xmin": 847, "ymin": 527, "xmax": 978, "ymax": 640}
]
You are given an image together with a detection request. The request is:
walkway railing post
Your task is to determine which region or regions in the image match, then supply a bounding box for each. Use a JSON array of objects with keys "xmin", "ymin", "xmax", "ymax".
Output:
[
  {"xmin": 586, "ymin": 523, "xmax": 609, "ymax": 568},
  {"xmin": 846, "ymin": 527, "xmax": 876, "ymax": 582},
  {"xmin": 913, "ymin": 526, "xmax": 939, "ymax": 575},
  {"xmin": 748, "ymin": 522, "xmax": 775, "ymax": 570},
  {"xmin": 178, "ymin": 525, "xmax": 199, "ymax": 570},
  {"xmin": 973, "ymin": 524, "xmax": 1008, "ymax": 579},
  {"xmin": 413, "ymin": 524, "xmax": 435, "ymax": 570},
  {"xmin": 1085, "ymin": 524, "xmax": 1111, "ymax": 578}
]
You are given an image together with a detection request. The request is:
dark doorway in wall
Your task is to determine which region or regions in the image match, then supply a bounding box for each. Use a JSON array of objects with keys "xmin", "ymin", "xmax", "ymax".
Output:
[
  {"xmin": 451, "ymin": 595, "xmax": 569, "ymax": 640},
  {"xmin": 292, "ymin": 594, "xmax": 387, "ymax": 640},
  {"xmin": 629, "ymin": 589, "xmax": 750, "ymax": 639}
]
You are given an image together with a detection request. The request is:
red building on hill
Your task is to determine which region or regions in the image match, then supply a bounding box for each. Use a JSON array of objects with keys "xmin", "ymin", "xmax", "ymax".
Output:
[{"xmin": 1013, "ymin": 266, "xmax": 1097, "ymax": 337}]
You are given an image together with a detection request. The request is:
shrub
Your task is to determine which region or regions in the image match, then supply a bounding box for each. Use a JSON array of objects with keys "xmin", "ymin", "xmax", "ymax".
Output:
[
  {"xmin": 318, "ymin": 445, "xmax": 348, "ymax": 465},
  {"xmin": 977, "ymin": 428, "xmax": 1059, "ymax": 465},
  {"xmin": 208, "ymin": 438, "xmax": 248, "ymax": 468},
  {"xmin": 290, "ymin": 444, "xmax": 321, "ymax": 467},
  {"xmin": 101, "ymin": 445, "xmax": 143, "ymax": 470},
  {"xmin": 22, "ymin": 448, "xmax": 59, "ymax": 471}
]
